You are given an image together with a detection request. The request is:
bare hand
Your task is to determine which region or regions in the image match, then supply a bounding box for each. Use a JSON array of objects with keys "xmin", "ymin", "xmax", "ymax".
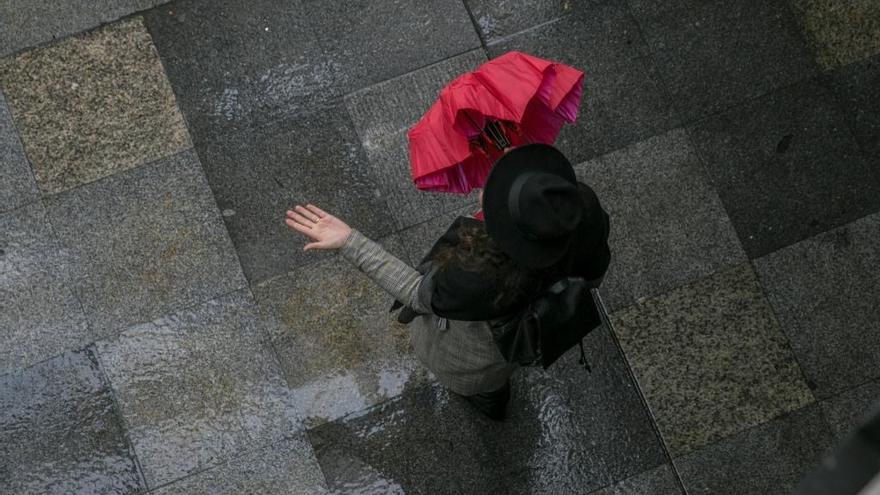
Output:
[{"xmin": 284, "ymin": 204, "xmax": 352, "ymax": 251}]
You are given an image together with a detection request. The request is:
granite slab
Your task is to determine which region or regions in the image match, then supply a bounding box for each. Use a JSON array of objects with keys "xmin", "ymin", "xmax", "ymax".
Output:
[
  {"xmin": 588, "ymin": 464, "xmax": 683, "ymax": 495},
  {"xmin": 790, "ymin": 0, "xmax": 880, "ymax": 70},
  {"xmin": 344, "ymin": 51, "xmax": 485, "ymax": 230},
  {"xmin": 151, "ymin": 436, "xmax": 328, "ymax": 494},
  {"xmin": 0, "ymin": 349, "xmax": 144, "ymax": 494},
  {"xmin": 466, "ymin": 0, "xmax": 611, "ymax": 43},
  {"xmin": 397, "ymin": 204, "xmax": 480, "ymax": 266},
  {"xmin": 144, "ymin": 0, "xmax": 340, "ymax": 142},
  {"xmin": 0, "ymin": 17, "xmax": 190, "ymax": 194},
  {"xmin": 820, "ymin": 380, "xmax": 880, "ymax": 443},
  {"xmin": 753, "ymin": 212, "xmax": 880, "ymax": 398},
  {"xmin": 253, "ymin": 241, "xmax": 432, "ymax": 429},
  {"xmin": 688, "ymin": 79, "xmax": 880, "ymax": 258},
  {"xmin": 304, "ymin": 0, "xmax": 481, "ymax": 94},
  {"xmin": 0, "ymin": 90, "xmax": 38, "ymax": 213},
  {"xmin": 44, "ymin": 149, "xmax": 246, "ymax": 336},
  {"xmin": 825, "ymin": 54, "xmax": 880, "ymax": 159},
  {"xmin": 94, "ymin": 290, "xmax": 298, "ymax": 489},
  {"xmin": 612, "ymin": 263, "xmax": 814, "ymax": 456},
  {"xmin": 309, "ymin": 325, "xmax": 665, "ymax": 494},
  {"xmin": 575, "ymin": 130, "xmax": 746, "ymax": 311},
  {"xmin": 197, "ymin": 107, "xmax": 394, "ymax": 284},
  {"xmin": 633, "ymin": 0, "xmax": 817, "ymax": 122},
  {"xmin": 675, "ymin": 406, "xmax": 834, "ymax": 495},
  {"xmin": 0, "ymin": 202, "xmax": 91, "ymax": 373}
]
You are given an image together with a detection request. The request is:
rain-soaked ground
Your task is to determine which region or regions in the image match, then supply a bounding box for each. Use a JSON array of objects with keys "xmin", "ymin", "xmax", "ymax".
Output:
[{"xmin": 2, "ymin": 0, "xmax": 880, "ymax": 493}]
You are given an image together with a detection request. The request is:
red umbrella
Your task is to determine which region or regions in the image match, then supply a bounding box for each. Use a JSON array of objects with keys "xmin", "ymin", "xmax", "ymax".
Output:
[{"xmin": 407, "ymin": 51, "xmax": 584, "ymax": 195}]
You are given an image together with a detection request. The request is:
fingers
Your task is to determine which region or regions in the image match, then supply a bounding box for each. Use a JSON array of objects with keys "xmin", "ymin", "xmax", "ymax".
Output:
[
  {"xmin": 305, "ymin": 204, "xmax": 328, "ymax": 218},
  {"xmin": 284, "ymin": 218, "xmax": 315, "ymax": 237},
  {"xmin": 286, "ymin": 209, "xmax": 315, "ymax": 228},
  {"xmin": 294, "ymin": 205, "xmax": 320, "ymax": 223}
]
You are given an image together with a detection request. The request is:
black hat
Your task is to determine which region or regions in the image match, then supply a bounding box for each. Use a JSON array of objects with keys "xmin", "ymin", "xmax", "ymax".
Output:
[{"xmin": 483, "ymin": 144, "xmax": 583, "ymax": 269}]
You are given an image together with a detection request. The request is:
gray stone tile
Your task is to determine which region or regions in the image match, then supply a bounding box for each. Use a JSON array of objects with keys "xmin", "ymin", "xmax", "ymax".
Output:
[
  {"xmin": 309, "ymin": 325, "xmax": 666, "ymax": 494},
  {"xmin": 95, "ymin": 290, "xmax": 297, "ymax": 489},
  {"xmin": 305, "ymin": 0, "xmax": 481, "ymax": 93},
  {"xmin": 0, "ymin": 90, "xmax": 38, "ymax": 213},
  {"xmin": 0, "ymin": 349, "xmax": 145, "ymax": 494},
  {"xmin": 588, "ymin": 464, "xmax": 683, "ymax": 495},
  {"xmin": 689, "ymin": 79, "xmax": 880, "ymax": 258},
  {"xmin": 826, "ymin": 54, "xmax": 880, "ymax": 160},
  {"xmin": 44, "ymin": 149, "xmax": 246, "ymax": 336},
  {"xmin": 820, "ymin": 381, "xmax": 880, "ymax": 441},
  {"xmin": 0, "ymin": 0, "xmax": 168, "ymax": 56},
  {"xmin": 151, "ymin": 436, "xmax": 327, "ymax": 495},
  {"xmin": 789, "ymin": 0, "xmax": 880, "ymax": 70},
  {"xmin": 397, "ymin": 204, "xmax": 480, "ymax": 265},
  {"xmin": 0, "ymin": 17, "xmax": 191, "ymax": 194},
  {"xmin": 0, "ymin": 202, "xmax": 90, "ymax": 373},
  {"xmin": 488, "ymin": 8, "xmax": 679, "ymax": 164},
  {"xmin": 634, "ymin": 0, "xmax": 818, "ymax": 122},
  {"xmin": 466, "ymin": 0, "xmax": 611, "ymax": 42},
  {"xmin": 198, "ymin": 108, "xmax": 394, "ymax": 284},
  {"xmin": 675, "ymin": 405, "xmax": 835, "ymax": 495},
  {"xmin": 613, "ymin": 264, "xmax": 814, "ymax": 456},
  {"xmin": 753, "ymin": 212, "xmax": 880, "ymax": 398},
  {"xmin": 575, "ymin": 130, "xmax": 746, "ymax": 310},
  {"xmin": 253, "ymin": 241, "xmax": 432, "ymax": 429},
  {"xmin": 144, "ymin": 0, "xmax": 340, "ymax": 142},
  {"xmin": 344, "ymin": 51, "xmax": 485, "ymax": 230}
]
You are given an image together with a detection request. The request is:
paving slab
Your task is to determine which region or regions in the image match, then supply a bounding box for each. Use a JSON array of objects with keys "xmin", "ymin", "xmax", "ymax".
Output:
[
  {"xmin": 633, "ymin": 0, "xmax": 817, "ymax": 122},
  {"xmin": 789, "ymin": 0, "xmax": 880, "ymax": 70},
  {"xmin": 150, "ymin": 436, "xmax": 327, "ymax": 495},
  {"xmin": 0, "ymin": 17, "xmax": 190, "ymax": 195},
  {"xmin": 575, "ymin": 130, "xmax": 746, "ymax": 311},
  {"xmin": 588, "ymin": 464, "xmax": 683, "ymax": 495},
  {"xmin": 0, "ymin": 202, "xmax": 91, "ymax": 373},
  {"xmin": 309, "ymin": 325, "xmax": 665, "ymax": 494},
  {"xmin": 819, "ymin": 380, "xmax": 880, "ymax": 440},
  {"xmin": 0, "ymin": 349, "xmax": 144, "ymax": 494},
  {"xmin": 488, "ymin": 5, "xmax": 679, "ymax": 165},
  {"xmin": 397, "ymin": 204, "xmax": 480, "ymax": 266},
  {"xmin": 825, "ymin": 54, "xmax": 880, "ymax": 160},
  {"xmin": 0, "ymin": 0, "xmax": 168, "ymax": 56},
  {"xmin": 305, "ymin": 0, "xmax": 481, "ymax": 94},
  {"xmin": 144, "ymin": 0, "xmax": 340, "ymax": 142},
  {"xmin": 0, "ymin": 90, "xmax": 38, "ymax": 213},
  {"xmin": 613, "ymin": 263, "xmax": 814, "ymax": 456},
  {"xmin": 754, "ymin": 212, "xmax": 880, "ymax": 398},
  {"xmin": 689, "ymin": 79, "xmax": 880, "ymax": 258},
  {"xmin": 465, "ymin": 0, "xmax": 611, "ymax": 43},
  {"xmin": 253, "ymin": 238, "xmax": 432, "ymax": 429},
  {"xmin": 198, "ymin": 107, "xmax": 394, "ymax": 284},
  {"xmin": 344, "ymin": 51, "xmax": 485, "ymax": 230},
  {"xmin": 675, "ymin": 406, "xmax": 834, "ymax": 495},
  {"xmin": 44, "ymin": 149, "xmax": 246, "ymax": 336},
  {"xmin": 95, "ymin": 290, "xmax": 297, "ymax": 489}
]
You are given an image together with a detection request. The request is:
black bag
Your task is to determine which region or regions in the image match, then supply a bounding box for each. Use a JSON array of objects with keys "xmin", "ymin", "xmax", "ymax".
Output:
[{"xmin": 489, "ymin": 277, "xmax": 610, "ymax": 370}]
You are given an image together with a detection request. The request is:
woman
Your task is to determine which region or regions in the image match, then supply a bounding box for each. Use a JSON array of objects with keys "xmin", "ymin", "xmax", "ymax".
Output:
[{"xmin": 284, "ymin": 144, "xmax": 610, "ymax": 420}]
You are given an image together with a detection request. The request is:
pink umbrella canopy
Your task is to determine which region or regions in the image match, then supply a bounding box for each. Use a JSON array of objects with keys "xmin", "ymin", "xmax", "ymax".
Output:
[{"xmin": 407, "ymin": 51, "xmax": 584, "ymax": 195}]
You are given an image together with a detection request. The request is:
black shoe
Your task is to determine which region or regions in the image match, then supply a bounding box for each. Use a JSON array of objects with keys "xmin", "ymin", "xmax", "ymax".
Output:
[{"xmin": 463, "ymin": 382, "xmax": 511, "ymax": 421}]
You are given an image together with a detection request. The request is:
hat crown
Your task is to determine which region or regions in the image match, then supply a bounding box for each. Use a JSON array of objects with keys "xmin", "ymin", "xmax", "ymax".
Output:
[{"xmin": 509, "ymin": 173, "xmax": 582, "ymax": 241}]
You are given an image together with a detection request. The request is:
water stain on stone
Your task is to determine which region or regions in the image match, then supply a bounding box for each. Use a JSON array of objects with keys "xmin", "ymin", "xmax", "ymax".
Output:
[{"xmin": 776, "ymin": 133, "xmax": 794, "ymax": 153}]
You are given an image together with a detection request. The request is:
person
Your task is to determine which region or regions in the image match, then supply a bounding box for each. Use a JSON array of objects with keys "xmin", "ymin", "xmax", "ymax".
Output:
[{"xmin": 284, "ymin": 144, "xmax": 611, "ymax": 420}]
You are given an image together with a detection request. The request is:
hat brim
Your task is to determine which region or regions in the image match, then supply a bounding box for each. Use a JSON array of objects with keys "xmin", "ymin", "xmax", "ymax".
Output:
[{"xmin": 483, "ymin": 144, "xmax": 578, "ymax": 269}]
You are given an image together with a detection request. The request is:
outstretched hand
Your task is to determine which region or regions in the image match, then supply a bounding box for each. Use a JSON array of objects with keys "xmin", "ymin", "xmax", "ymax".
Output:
[{"xmin": 284, "ymin": 204, "xmax": 352, "ymax": 251}]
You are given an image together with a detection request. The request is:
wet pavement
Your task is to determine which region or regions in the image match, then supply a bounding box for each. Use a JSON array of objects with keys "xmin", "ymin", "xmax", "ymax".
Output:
[{"xmin": 1, "ymin": 0, "xmax": 880, "ymax": 494}]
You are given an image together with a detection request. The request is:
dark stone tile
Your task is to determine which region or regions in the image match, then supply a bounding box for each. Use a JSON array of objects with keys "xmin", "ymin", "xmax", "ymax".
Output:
[
  {"xmin": 675, "ymin": 406, "xmax": 834, "ymax": 495},
  {"xmin": 344, "ymin": 51, "xmax": 485, "ymax": 230},
  {"xmin": 825, "ymin": 54, "xmax": 880, "ymax": 159},
  {"xmin": 789, "ymin": 0, "xmax": 880, "ymax": 70},
  {"xmin": 95, "ymin": 290, "xmax": 297, "ymax": 489},
  {"xmin": 144, "ymin": 0, "xmax": 340, "ymax": 142},
  {"xmin": 0, "ymin": 349, "xmax": 145, "ymax": 494},
  {"xmin": 0, "ymin": 90, "xmax": 37, "ymax": 213},
  {"xmin": 198, "ymin": 108, "xmax": 394, "ymax": 284},
  {"xmin": 309, "ymin": 325, "xmax": 666, "ymax": 494},
  {"xmin": 753, "ymin": 213, "xmax": 880, "ymax": 398},
  {"xmin": 635, "ymin": 0, "xmax": 817, "ymax": 122},
  {"xmin": 689, "ymin": 79, "xmax": 880, "ymax": 258},
  {"xmin": 0, "ymin": 202, "xmax": 90, "ymax": 373},
  {"xmin": 575, "ymin": 130, "xmax": 746, "ymax": 310},
  {"xmin": 397, "ymin": 204, "xmax": 479, "ymax": 265},
  {"xmin": 488, "ymin": 9, "xmax": 679, "ymax": 163},
  {"xmin": 613, "ymin": 264, "xmax": 814, "ymax": 456},
  {"xmin": 304, "ymin": 0, "xmax": 480, "ymax": 93},
  {"xmin": 589, "ymin": 464, "xmax": 683, "ymax": 495},
  {"xmin": 466, "ymin": 0, "xmax": 610, "ymax": 42},
  {"xmin": 820, "ymin": 381, "xmax": 880, "ymax": 441},
  {"xmin": 151, "ymin": 436, "xmax": 327, "ymax": 494},
  {"xmin": 0, "ymin": 0, "xmax": 168, "ymax": 56},
  {"xmin": 44, "ymin": 150, "xmax": 246, "ymax": 336}
]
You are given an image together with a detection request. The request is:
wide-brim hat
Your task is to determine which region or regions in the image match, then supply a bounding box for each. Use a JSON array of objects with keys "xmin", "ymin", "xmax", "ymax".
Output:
[{"xmin": 483, "ymin": 144, "xmax": 583, "ymax": 269}]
